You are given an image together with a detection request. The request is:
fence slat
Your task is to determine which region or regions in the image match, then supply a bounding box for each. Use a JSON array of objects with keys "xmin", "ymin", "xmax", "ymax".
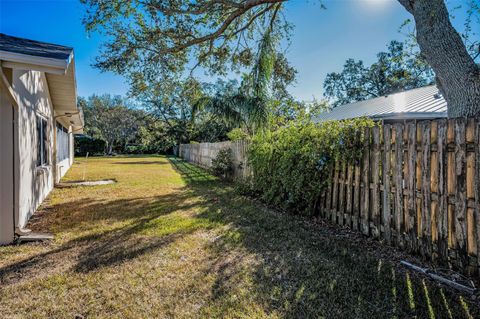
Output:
[
  {"xmin": 325, "ymin": 164, "xmax": 334, "ymax": 220},
  {"xmin": 383, "ymin": 124, "xmax": 392, "ymax": 244},
  {"xmin": 455, "ymin": 118, "xmax": 467, "ymax": 268},
  {"xmin": 406, "ymin": 122, "xmax": 417, "ymax": 252},
  {"xmin": 431, "ymin": 122, "xmax": 439, "ymax": 259},
  {"xmin": 437, "ymin": 120, "xmax": 448, "ymax": 260},
  {"xmin": 466, "ymin": 119, "xmax": 476, "ymax": 268},
  {"xmin": 476, "ymin": 121, "xmax": 480, "ymax": 274},
  {"xmin": 422, "ymin": 121, "xmax": 432, "ymax": 257},
  {"xmin": 371, "ymin": 126, "xmax": 381, "ymax": 238},
  {"xmin": 332, "ymin": 162, "xmax": 340, "ymax": 223},
  {"xmin": 338, "ymin": 162, "xmax": 347, "ymax": 226},
  {"xmin": 346, "ymin": 164, "xmax": 354, "ymax": 228},
  {"xmin": 416, "ymin": 123, "xmax": 423, "ymax": 253},
  {"xmin": 361, "ymin": 128, "xmax": 371, "ymax": 235},
  {"xmin": 353, "ymin": 165, "xmax": 361, "ymax": 231},
  {"xmin": 394, "ymin": 124, "xmax": 405, "ymax": 247}
]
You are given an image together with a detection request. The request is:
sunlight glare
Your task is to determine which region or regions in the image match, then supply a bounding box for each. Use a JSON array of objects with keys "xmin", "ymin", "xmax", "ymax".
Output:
[{"xmin": 358, "ymin": 0, "xmax": 395, "ymax": 13}]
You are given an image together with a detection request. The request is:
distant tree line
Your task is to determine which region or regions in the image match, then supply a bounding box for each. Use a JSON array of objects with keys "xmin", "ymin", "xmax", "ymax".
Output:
[{"xmin": 76, "ymin": 95, "xmax": 177, "ymax": 155}]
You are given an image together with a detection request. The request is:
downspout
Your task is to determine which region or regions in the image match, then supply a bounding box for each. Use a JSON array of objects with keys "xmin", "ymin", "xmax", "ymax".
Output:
[{"xmin": 0, "ymin": 62, "xmax": 19, "ymax": 240}]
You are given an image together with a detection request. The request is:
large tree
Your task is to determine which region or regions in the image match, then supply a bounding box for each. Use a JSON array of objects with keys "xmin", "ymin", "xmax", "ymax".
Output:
[
  {"xmin": 82, "ymin": 0, "xmax": 480, "ymax": 117},
  {"xmin": 397, "ymin": 0, "xmax": 480, "ymax": 116},
  {"xmin": 324, "ymin": 40, "xmax": 434, "ymax": 107},
  {"xmin": 80, "ymin": 95, "xmax": 145, "ymax": 154}
]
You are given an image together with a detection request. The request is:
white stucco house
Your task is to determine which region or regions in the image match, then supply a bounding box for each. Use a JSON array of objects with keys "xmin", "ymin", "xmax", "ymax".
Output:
[{"xmin": 0, "ymin": 33, "xmax": 83, "ymax": 245}]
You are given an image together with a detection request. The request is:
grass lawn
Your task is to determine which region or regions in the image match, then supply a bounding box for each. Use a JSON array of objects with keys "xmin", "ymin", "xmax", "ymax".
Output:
[{"xmin": 0, "ymin": 155, "xmax": 479, "ymax": 318}]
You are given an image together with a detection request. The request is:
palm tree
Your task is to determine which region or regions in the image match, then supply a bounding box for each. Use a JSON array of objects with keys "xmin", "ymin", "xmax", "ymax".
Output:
[{"xmin": 192, "ymin": 24, "xmax": 278, "ymax": 135}]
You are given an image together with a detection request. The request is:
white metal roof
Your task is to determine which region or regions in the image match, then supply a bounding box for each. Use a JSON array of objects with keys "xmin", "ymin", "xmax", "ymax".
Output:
[{"xmin": 314, "ymin": 85, "xmax": 447, "ymax": 122}]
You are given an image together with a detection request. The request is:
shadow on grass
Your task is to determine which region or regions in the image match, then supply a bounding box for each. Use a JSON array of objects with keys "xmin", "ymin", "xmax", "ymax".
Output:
[
  {"xmin": 0, "ymin": 190, "xmax": 208, "ymax": 284},
  {"xmin": 168, "ymin": 156, "xmax": 480, "ymax": 319},
  {"xmin": 111, "ymin": 161, "xmax": 169, "ymax": 165},
  {"xmin": 1, "ymin": 156, "xmax": 478, "ymax": 318}
]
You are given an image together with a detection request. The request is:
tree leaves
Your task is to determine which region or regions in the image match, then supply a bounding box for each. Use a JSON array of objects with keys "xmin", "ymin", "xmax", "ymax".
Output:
[{"xmin": 323, "ymin": 40, "xmax": 435, "ymax": 107}]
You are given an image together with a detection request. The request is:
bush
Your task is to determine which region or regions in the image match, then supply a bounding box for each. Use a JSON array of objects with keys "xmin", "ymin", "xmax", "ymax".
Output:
[
  {"xmin": 247, "ymin": 118, "xmax": 374, "ymax": 215},
  {"xmin": 124, "ymin": 144, "xmax": 168, "ymax": 154},
  {"xmin": 211, "ymin": 148, "xmax": 234, "ymax": 178},
  {"xmin": 227, "ymin": 128, "xmax": 249, "ymax": 141},
  {"xmin": 75, "ymin": 136, "xmax": 106, "ymax": 156}
]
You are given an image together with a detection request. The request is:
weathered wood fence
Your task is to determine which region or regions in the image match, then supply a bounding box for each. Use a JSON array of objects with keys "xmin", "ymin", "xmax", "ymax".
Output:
[
  {"xmin": 319, "ymin": 118, "xmax": 480, "ymax": 275},
  {"xmin": 178, "ymin": 118, "xmax": 480, "ymax": 275},
  {"xmin": 178, "ymin": 140, "xmax": 250, "ymax": 179}
]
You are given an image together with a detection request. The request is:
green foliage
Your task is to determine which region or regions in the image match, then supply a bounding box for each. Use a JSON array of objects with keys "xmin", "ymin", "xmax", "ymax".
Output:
[
  {"xmin": 211, "ymin": 148, "xmax": 234, "ymax": 179},
  {"xmin": 124, "ymin": 144, "xmax": 169, "ymax": 155},
  {"xmin": 74, "ymin": 136, "xmax": 106, "ymax": 156},
  {"xmin": 324, "ymin": 40, "xmax": 434, "ymax": 107},
  {"xmin": 81, "ymin": 0, "xmax": 292, "ymax": 86},
  {"xmin": 227, "ymin": 128, "xmax": 249, "ymax": 141},
  {"xmin": 247, "ymin": 118, "xmax": 374, "ymax": 215},
  {"xmin": 137, "ymin": 119, "xmax": 176, "ymax": 154},
  {"xmin": 80, "ymin": 95, "xmax": 146, "ymax": 154}
]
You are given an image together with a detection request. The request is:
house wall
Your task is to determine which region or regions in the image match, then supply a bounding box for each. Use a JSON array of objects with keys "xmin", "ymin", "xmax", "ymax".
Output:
[
  {"xmin": 12, "ymin": 69, "xmax": 74, "ymax": 229},
  {"xmin": 0, "ymin": 84, "xmax": 15, "ymax": 244}
]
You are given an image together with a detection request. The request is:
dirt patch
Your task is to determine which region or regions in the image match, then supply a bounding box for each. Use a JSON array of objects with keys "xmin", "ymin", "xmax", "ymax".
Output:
[{"xmin": 56, "ymin": 179, "xmax": 116, "ymax": 188}]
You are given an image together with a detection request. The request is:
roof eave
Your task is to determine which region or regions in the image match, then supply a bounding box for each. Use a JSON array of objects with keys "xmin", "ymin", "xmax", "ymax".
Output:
[
  {"xmin": 0, "ymin": 49, "xmax": 83, "ymax": 130},
  {"xmin": 371, "ymin": 112, "xmax": 448, "ymax": 121},
  {"xmin": 0, "ymin": 50, "xmax": 72, "ymax": 74}
]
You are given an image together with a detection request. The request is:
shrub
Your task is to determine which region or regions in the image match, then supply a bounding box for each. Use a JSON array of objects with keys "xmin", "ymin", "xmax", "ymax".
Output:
[
  {"xmin": 247, "ymin": 118, "xmax": 374, "ymax": 215},
  {"xmin": 227, "ymin": 128, "xmax": 249, "ymax": 141},
  {"xmin": 234, "ymin": 176, "xmax": 257, "ymax": 196},
  {"xmin": 75, "ymin": 136, "xmax": 106, "ymax": 156},
  {"xmin": 124, "ymin": 144, "xmax": 168, "ymax": 154},
  {"xmin": 211, "ymin": 148, "xmax": 234, "ymax": 178}
]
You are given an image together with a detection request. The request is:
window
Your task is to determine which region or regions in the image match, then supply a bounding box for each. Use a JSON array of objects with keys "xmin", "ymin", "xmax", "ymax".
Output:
[
  {"xmin": 36, "ymin": 115, "xmax": 48, "ymax": 166},
  {"xmin": 56, "ymin": 122, "xmax": 70, "ymax": 162}
]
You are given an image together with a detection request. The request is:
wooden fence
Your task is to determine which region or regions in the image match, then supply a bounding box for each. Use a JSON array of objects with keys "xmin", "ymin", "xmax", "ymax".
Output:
[
  {"xmin": 178, "ymin": 140, "xmax": 251, "ymax": 179},
  {"xmin": 178, "ymin": 118, "xmax": 480, "ymax": 275},
  {"xmin": 319, "ymin": 118, "xmax": 480, "ymax": 275}
]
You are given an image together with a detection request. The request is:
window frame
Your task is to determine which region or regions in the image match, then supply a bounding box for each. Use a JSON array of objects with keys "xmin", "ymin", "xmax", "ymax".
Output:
[
  {"xmin": 56, "ymin": 122, "xmax": 70, "ymax": 162},
  {"xmin": 36, "ymin": 114, "xmax": 49, "ymax": 167}
]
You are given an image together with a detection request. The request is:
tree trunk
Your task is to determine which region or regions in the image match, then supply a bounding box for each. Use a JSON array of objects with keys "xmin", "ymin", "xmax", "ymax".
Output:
[
  {"xmin": 107, "ymin": 142, "xmax": 113, "ymax": 155},
  {"xmin": 397, "ymin": 0, "xmax": 480, "ymax": 117}
]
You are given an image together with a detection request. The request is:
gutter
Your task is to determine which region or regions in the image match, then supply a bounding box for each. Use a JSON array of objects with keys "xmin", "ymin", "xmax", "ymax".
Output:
[{"xmin": 0, "ymin": 50, "xmax": 71, "ymax": 75}]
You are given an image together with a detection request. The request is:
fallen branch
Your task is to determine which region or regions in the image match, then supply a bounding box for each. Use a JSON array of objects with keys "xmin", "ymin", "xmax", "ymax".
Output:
[{"xmin": 400, "ymin": 260, "xmax": 477, "ymax": 295}]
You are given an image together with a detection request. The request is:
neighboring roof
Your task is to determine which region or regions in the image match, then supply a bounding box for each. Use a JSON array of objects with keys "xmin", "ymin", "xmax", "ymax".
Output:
[
  {"xmin": 0, "ymin": 33, "xmax": 72, "ymax": 61},
  {"xmin": 0, "ymin": 33, "xmax": 82, "ymax": 132},
  {"xmin": 314, "ymin": 85, "xmax": 447, "ymax": 122}
]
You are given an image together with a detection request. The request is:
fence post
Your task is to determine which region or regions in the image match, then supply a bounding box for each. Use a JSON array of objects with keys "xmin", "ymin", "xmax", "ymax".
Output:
[{"xmin": 383, "ymin": 124, "xmax": 392, "ymax": 244}]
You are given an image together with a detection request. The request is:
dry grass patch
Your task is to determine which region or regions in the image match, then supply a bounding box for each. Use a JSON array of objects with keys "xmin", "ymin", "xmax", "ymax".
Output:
[{"xmin": 0, "ymin": 155, "xmax": 479, "ymax": 318}]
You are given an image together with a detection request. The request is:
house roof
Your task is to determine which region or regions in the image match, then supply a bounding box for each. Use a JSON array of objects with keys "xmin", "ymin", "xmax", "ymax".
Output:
[
  {"xmin": 0, "ymin": 33, "xmax": 83, "ymax": 132},
  {"xmin": 0, "ymin": 33, "xmax": 73, "ymax": 61},
  {"xmin": 314, "ymin": 85, "xmax": 447, "ymax": 122}
]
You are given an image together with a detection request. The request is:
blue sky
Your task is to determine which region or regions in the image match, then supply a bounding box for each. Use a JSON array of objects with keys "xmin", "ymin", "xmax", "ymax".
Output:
[{"xmin": 0, "ymin": 0, "xmax": 474, "ymax": 101}]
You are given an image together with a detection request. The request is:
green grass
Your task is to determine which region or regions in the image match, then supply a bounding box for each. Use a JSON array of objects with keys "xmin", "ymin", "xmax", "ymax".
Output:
[{"xmin": 0, "ymin": 155, "xmax": 478, "ymax": 318}]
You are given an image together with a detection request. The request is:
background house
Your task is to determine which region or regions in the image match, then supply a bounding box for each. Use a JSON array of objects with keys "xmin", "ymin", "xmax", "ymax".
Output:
[
  {"xmin": 0, "ymin": 33, "xmax": 83, "ymax": 244},
  {"xmin": 315, "ymin": 85, "xmax": 447, "ymax": 122}
]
